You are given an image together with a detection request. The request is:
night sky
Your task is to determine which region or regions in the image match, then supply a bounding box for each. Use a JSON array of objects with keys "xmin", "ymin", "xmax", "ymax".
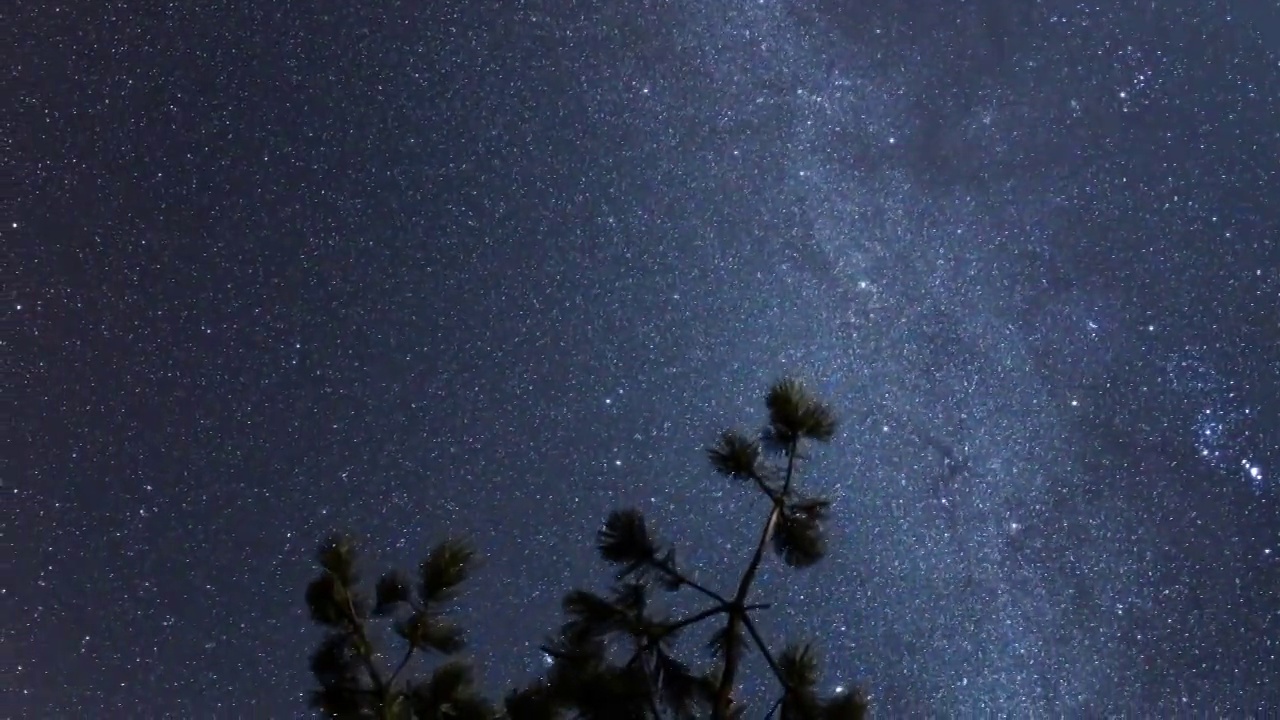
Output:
[{"xmin": 10, "ymin": 1, "xmax": 1280, "ymax": 717}]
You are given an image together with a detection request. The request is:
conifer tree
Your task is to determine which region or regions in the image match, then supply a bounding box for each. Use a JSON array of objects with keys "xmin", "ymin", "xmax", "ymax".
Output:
[
  {"xmin": 305, "ymin": 534, "xmax": 492, "ymax": 719},
  {"xmin": 304, "ymin": 378, "xmax": 870, "ymax": 719}
]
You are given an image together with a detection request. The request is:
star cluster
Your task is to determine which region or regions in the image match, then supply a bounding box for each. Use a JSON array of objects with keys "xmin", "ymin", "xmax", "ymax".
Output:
[{"xmin": 11, "ymin": 0, "xmax": 1279, "ymax": 717}]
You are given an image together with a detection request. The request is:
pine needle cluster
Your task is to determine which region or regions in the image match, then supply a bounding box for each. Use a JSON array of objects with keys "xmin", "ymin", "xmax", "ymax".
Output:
[{"xmin": 304, "ymin": 379, "xmax": 870, "ymax": 719}]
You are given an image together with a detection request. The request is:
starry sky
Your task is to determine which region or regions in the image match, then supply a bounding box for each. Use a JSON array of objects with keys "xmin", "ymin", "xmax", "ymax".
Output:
[{"xmin": 10, "ymin": 1, "xmax": 1280, "ymax": 717}]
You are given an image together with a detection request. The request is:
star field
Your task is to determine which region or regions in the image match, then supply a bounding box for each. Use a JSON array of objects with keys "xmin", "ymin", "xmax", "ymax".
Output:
[{"xmin": 10, "ymin": 1, "xmax": 1280, "ymax": 717}]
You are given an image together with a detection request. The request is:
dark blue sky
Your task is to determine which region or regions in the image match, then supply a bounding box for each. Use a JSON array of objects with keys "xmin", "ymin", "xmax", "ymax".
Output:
[{"xmin": 11, "ymin": 1, "xmax": 1279, "ymax": 716}]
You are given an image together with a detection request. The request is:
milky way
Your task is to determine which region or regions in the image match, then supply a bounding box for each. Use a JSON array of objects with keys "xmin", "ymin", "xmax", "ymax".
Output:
[
  {"xmin": 616, "ymin": 1, "xmax": 1277, "ymax": 712},
  {"xmin": 11, "ymin": 0, "xmax": 1278, "ymax": 716}
]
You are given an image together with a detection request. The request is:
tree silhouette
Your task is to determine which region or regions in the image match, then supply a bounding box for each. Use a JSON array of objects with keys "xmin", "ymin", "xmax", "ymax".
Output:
[
  {"xmin": 304, "ymin": 378, "xmax": 870, "ymax": 719},
  {"xmin": 305, "ymin": 533, "xmax": 493, "ymax": 719}
]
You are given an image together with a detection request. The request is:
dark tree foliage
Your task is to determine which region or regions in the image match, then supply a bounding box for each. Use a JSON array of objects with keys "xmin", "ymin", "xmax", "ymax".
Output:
[
  {"xmin": 304, "ymin": 535, "xmax": 490, "ymax": 719},
  {"xmin": 305, "ymin": 379, "xmax": 871, "ymax": 720}
]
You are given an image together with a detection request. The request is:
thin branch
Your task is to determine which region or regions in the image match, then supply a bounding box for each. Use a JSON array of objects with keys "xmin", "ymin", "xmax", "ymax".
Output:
[
  {"xmin": 735, "ymin": 501, "xmax": 783, "ymax": 604},
  {"xmin": 651, "ymin": 556, "xmax": 730, "ymax": 606},
  {"xmin": 740, "ymin": 613, "xmax": 788, "ymax": 690},
  {"xmin": 338, "ymin": 579, "xmax": 386, "ymax": 696},
  {"xmin": 625, "ymin": 603, "xmax": 732, "ymax": 669},
  {"xmin": 780, "ymin": 439, "xmax": 801, "ymax": 495},
  {"xmin": 735, "ymin": 439, "xmax": 797, "ymax": 603},
  {"xmin": 388, "ymin": 645, "xmax": 415, "ymax": 687},
  {"xmin": 669, "ymin": 604, "xmax": 732, "ymax": 635},
  {"xmin": 748, "ymin": 469, "xmax": 781, "ymax": 503},
  {"xmin": 714, "ymin": 438, "xmax": 799, "ymax": 720},
  {"xmin": 617, "ymin": 603, "xmax": 746, "ymax": 719},
  {"xmin": 712, "ymin": 611, "xmax": 743, "ymax": 720}
]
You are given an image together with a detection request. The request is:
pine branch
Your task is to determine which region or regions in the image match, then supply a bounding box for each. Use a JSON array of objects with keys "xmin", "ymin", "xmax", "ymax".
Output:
[
  {"xmin": 650, "ymin": 555, "xmax": 730, "ymax": 607},
  {"xmin": 748, "ymin": 471, "xmax": 783, "ymax": 503},
  {"xmin": 624, "ymin": 604, "xmax": 728, "ymax": 671},
  {"xmin": 339, "ymin": 581, "xmax": 388, "ymax": 698},
  {"xmin": 737, "ymin": 438, "xmax": 800, "ymax": 606},
  {"xmin": 388, "ymin": 645, "xmax": 415, "ymax": 687},
  {"xmin": 713, "ymin": 436, "xmax": 799, "ymax": 719},
  {"xmin": 667, "ymin": 605, "xmax": 730, "ymax": 637},
  {"xmin": 740, "ymin": 613, "xmax": 788, "ymax": 691}
]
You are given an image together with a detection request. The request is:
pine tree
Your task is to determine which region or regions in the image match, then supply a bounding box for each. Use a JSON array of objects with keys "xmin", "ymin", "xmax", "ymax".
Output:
[
  {"xmin": 304, "ymin": 378, "xmax": 870, "ymax": 719},
  {"xmin": 304, "ymin": 534, "xmax": 492, "ymax": 719}
]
